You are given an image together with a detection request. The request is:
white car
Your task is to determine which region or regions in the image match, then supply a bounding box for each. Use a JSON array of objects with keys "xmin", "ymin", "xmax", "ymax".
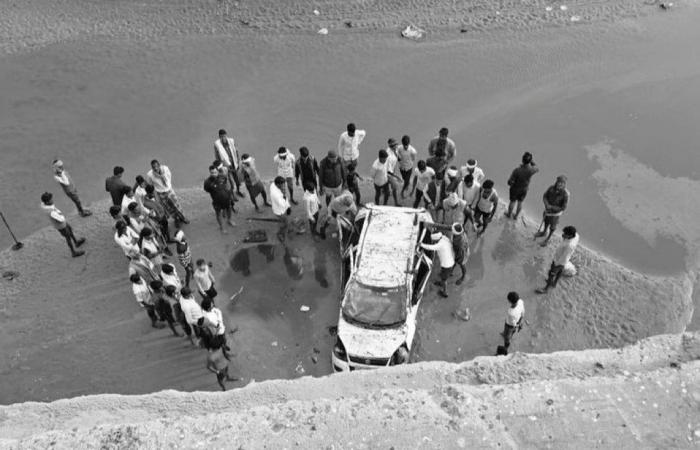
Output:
[{"xmin": 332, "ymin": 205, "xmax": 434, "ymax": 371}]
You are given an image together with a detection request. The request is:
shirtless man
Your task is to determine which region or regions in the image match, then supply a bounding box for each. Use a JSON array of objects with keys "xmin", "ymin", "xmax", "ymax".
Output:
[{"xmin": 206, "ymin": 343, "xmax": 239, "ymax": 391}]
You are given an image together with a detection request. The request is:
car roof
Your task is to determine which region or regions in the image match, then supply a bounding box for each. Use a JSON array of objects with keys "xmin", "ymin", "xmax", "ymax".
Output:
[{"xmin": 355, "ymin": 205, "xmax": 430, "ymax": 288}]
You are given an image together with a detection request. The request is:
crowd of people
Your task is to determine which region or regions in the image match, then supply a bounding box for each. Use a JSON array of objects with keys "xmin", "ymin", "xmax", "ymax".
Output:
[{"xmin": 39, "ymin": 123, "xmax": 583, "ymax": 388}]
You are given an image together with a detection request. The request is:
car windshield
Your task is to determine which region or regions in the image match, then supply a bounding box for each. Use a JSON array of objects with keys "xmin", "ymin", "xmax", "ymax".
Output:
[{"xmin": 342, "ymin": 281, "xmax": 407, "ymax": 327}]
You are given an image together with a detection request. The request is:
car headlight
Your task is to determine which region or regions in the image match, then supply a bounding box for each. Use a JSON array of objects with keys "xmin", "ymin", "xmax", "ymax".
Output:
[
  {"xmin": 333, "ymin": 337, "xmax": 347, "ymax": 359},
  {"xmin": 390, "ymin": 344, "xmax": 409, "ymax": 365}
]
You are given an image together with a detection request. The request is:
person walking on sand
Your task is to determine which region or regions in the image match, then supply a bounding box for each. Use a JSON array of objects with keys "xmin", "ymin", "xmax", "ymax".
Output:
[
  {"xmin": 271, "ymin": 176, "xmax": 292, "ymax": 243},
  {"xmin": 411, "ymin": 160, "xmax": 435, "ymax": 208},
  {"xmin": 204, "ymin": 165, "xmax": 235, "ymax": 233},
  {"xmin": 385, "ymin": 138, "xmax": 402, "ymax": 206},
  {"xmin": 397, "ymin": 135, "xmax": 417, "ymax": 199},
  {"xmin": 295, "ymin": 146, "xmax": 320, "ymax": 191},
  {"xmin": 240, "ymin": 154, "xmax": 271, "ymax": 212},
  {"xmin": 52, "ymin": 160, "xmax": 92, "ymax": 217},
  {"xmin": 371, "ymin": 149, "xmax": 391, "ymax": 205},
  {"xmin": 472, "ymin": 179, "xmax": 499, "ymax": 237},
  {"xmin": 174, "ymin": 230, "xmax": 194, "ymax": 288},
  {"xmin": 536, "ymin": 175, "xmax": 570, "ymax": 247},
  {"xmin": 319, "ymin": 150, "xmax": 346, "ymax": 207},
  {"xmin": 147, "ymin": 159, "xmax": 189, "ymax": 227},
  {"xmin": 338, "ymin": 123, "xmax": 366, "ymax": 172},
  {"xmin": 501, "ymin": 291, "xmax": 524, "ymax": 354},
  {"xmin": 206, "ymin": 341, "xmax": 239, "ymax": 391},
  {"xmin": 460, "ymin": 159, "xmax": 485, "ymax": 185},
  {"xmin": 40, "ymin": 192, "xmax": 86, "ymax": 257},
  {"xmin": 130, "ymin": 273, "xmax": 165, "ymax": 329},
  {"xmin": 506, "ymin": 152, "xmax": 539, "ymax": 220},
  {"xmin": 303, "ymin": 182, "xmax": 322, "ymax": 238},
  {"xmin": 194, "ymin": 258, "xmax": 217, "ymax": 300},
  {"xmin": 420, "ymin": 231, "xmax": 455, "ymax": 298},
  {"xmin": 274, "ymin": 147, "xmax": 297, "ymax": 205},
  {"xmin": 536, "ymin": 225, "xmax": 579, "ymax": 294},
  {"xmin": 105, "ymin": 166, "xmax": 131, "ymax": 207},
  {"xmin": 214, "ymin": 129, "xmax": 244, "ymax": 198},
  {"xmin": 428, "ymin": 127, "xmax": 456, "ymax": 163}
]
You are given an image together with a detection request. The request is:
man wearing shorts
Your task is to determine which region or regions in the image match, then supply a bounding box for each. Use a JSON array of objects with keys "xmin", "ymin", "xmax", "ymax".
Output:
[
  {"xmin": 472, "ymin": 179, "xmax": 499, "ymax": 237},
  {"xmin": 536, "ymin": 175, "xmax": 570, "ymax": 247},
  {"xmin": 319, "ymin": 150, "xmax": 346, "ymax": 206},
  {"xmin": 420, "ymin": 231, "xmax": 455, "ymax": 298},
  {"xmin": 506, "ymin": 152, "xmax": 539, "ymax": 220}
]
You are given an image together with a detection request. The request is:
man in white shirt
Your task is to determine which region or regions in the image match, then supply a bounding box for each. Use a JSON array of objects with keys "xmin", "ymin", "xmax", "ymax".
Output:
[
  {"xmin": 214, "ymin": 129, "xmax": 244, "ymax": 197},
  {"xmin": 40, "ymin": 192, "xmax": 86, "ymax": 257},
  {"xmin": 131, "ymin": 273, "xmax": 165, "ymax": 328},
  {"xmin": 385, "ymin": 138, "xmax": 402, "ymax": 206},
  {"xmin": 501, "ymin": 291, "xmax": 524, "ymax": 353},
  {"xmin": 460, "ymin": 159, "xmax": 486, "ymax": 185},
  {"xmin": 371, "ymin": 149, "xmax": 390, "ymax": 205},
  {"xmin": 411, "ymin": 161, "xmax": 436, "ymax": 209},
  {"xmin": 273, "ymin": 147, "xmax": 298, "ymax": 204},
  {"xmin": 147, "ymin": 159, "xmax": 189, "ymax": 226},
  {"xmin": 536, "ymin": 226, "xmax": 580, "ymax": 294},
  {"xmin": 270, "ymin": 176, "xmax": 292, "ymax": 243},
  {"xmin": 337, "ymin": 122, "xmax": 366, "ymax": 172},
  {"xmin": 420, "ymin": 231, "xmax": 455, "ymax": 298},
  {"xmin": 52, "ymin": 159, "xmax": 92, "ymax": 217},
  {"xmin": 303, "ymin": 182, "xmax": 322, "ymax": 238},
  {"xmin": 194, "ymin": 258, "xmax": 217, "ymax": 300}
]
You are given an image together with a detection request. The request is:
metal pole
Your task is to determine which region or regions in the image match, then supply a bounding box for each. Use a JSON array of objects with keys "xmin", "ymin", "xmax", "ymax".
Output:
[{"xmin": 0, "ymin": 210, "xmax": 23, "ymax": 251}]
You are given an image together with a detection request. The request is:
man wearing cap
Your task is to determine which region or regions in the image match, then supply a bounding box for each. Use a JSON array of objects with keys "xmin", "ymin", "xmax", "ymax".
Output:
[
  {"xmin": 214, "ymin": 129, "xmax": 244, "ymax": 198},
  {"xmin": 337, "ymin": 123, "xmax": 366, "ymax": 172},
  {"xmin": 385, "ymin": 138, "xmax": 402, "ymax": 206},
  {"xmin": 52, "ymin": 160, "xmax": 92, "ymax": 217},
  {"xmin": 506, "ymin": 152, "xmax": 539, "ymax": 220},
  {"xmin": 420, "ymin": 230, "xmax": 455, "ymax": 298},
  {"xmin": 428, "ymin": 127, "xmax": 456, "ymax": 163},
  {"xmin": 240, "ymin": 154, "xmax": 271, "ymax": 211},
  {"xmin": 40, "ymin": 192, "xmax": 86, "ymax": 257},
  {"xmin": 270, "ymin": 176, "xmax": 292, "ymax": 243},
  {"xmin": 371, "ymin": 149, "xmax": 391, "ymax": 205},
  {"xmin": 460, "ymin": 158, "xmax": 485, "ymax": 185},
  {"xmin": 273, "ymin": 147, "xmax": 297, "ymax": 205},
  {"xmin": 536, "ymin": 175, "xmax": 570, "ymax": 247},
  {"xmin": 319, "ymin": 149, "xmax": 346, "ymax": 206}
]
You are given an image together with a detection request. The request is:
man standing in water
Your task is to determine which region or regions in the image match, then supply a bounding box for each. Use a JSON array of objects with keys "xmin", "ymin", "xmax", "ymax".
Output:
[
  {"xmin": 427, "ymin": 127, "xmax": 456, "ymax": 163},
  {"xmin": 40, "ymin": 192, "xmax": 86, "ymax": 257},
  {"xmin": 147, "ymin": 159, "xmax": 189, "ymax": 227},
  {"xmin": 214, "ymin": 129, "xmax": 244, "ymax": 198},
  {"xmin": 505, "ymin": 152, "xmax": 539, "ymax": 220},
  {"xmin": 536, "ymin": 226, "xmax": 579, "ymax": 294},
  {"xmin": 204, "ymin": 165, "xmax": 235, "ymax": 233},
  {"xmin": 536, "ymin": 175, "xmax": 570, "ymax": 247},
  {"xmin": 338, "ymin": 123, "xmax": 366, "ymax": 172},
  {"xmin": 52, "ymin": 160, "xmax": 92, "ymax": 217}
]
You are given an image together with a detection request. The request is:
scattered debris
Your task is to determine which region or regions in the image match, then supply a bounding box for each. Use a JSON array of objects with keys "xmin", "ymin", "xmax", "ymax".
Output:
[
  {"xmin": 300, "ymin": 305, "xmax": 310, "ymax": 312},
  {"xmin": 317, "ymin": 28, "xmax": 329, "ymax": 35},
  {"xmin": 401, "ymin": 24, "xmax": 425, "ymax": 40}
]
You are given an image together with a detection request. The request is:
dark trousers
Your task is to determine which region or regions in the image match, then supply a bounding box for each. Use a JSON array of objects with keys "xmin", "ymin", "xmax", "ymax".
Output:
[
  {"xmin": 546, "ymin": 262, "xmax": 565, "ymax": 288},
  {"xmin": 64, "ymin": 189, "xmax": 85, "ymax": 214},
  {"xmin": 374, "ymin": 183, "xmax": 390, "ymax": 205}
]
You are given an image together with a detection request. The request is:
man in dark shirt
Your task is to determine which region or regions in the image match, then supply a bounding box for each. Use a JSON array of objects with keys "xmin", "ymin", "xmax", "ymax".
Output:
[
  {"xmin": 506, "ymin": 152, "xmax": 539, "ymax": 220},
  {"xmin": 318, "ymin": 150, "xmax": 346, "ymax": 207},
  {"xmin": 536, "ymin": 175, "xmax": 570, "ymax": 246},
  {"xmin": 295, "ymin": 146, "xmax": 320, "ymax": 190},
  {"xmin": 105, "ymin": 166, "xmax": 131, "ymax": 206},
  {"xmin": 203, "ymin": 165, "xmax": 235, "ymax": 233}
]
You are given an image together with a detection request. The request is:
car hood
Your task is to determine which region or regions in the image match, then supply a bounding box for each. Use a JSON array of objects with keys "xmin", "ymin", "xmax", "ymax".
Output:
[{"xmin": 338, "ymin": 317, "xmax": 407, "ymax": 358}]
